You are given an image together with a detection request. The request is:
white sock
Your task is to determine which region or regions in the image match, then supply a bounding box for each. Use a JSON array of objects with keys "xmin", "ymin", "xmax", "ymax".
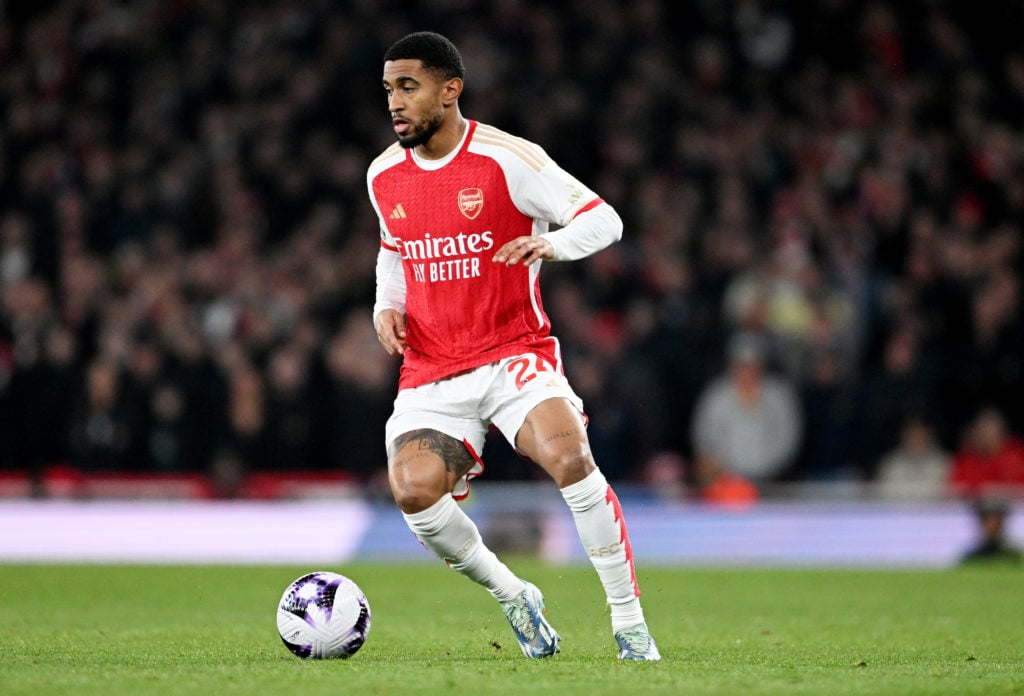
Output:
[
  {"xmin": 561, "ymin": 469, "xmax": 646, "ymax": 633},
  {"xmin": 403, "ymin": 494, "xmax": 526, "ymax": 603}
]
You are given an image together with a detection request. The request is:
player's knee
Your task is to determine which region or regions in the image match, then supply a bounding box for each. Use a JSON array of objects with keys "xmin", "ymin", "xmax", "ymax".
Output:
[
  {"xmin": 389, "ymin": 472, "xmax": 446, "ymax": 513},
  {"xmin": 545, "ymin": 448, "xmax": 596, "ymax": 488}
]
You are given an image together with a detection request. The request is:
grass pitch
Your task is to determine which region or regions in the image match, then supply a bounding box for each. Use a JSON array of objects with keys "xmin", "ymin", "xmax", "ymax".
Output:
[{"xmin": 0, "ymin": 562, "xmax": 1021, "ymax": 695}]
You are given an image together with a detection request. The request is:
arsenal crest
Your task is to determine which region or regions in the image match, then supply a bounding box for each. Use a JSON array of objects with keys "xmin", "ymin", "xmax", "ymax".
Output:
[{"xmin": 458, "ymin": 188, "xmax": 484, "ymax": 220}]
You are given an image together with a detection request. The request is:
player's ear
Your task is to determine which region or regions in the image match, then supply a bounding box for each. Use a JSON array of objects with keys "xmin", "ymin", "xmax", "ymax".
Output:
[{"xmin": 442, "ymin": 77, "xmax": 463, "ymax": 105}]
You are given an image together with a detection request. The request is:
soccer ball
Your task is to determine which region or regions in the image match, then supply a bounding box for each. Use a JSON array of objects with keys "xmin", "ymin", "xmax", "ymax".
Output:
[{"xmin": 276, "ymin": 571, "xmax": 371, "ymax": 659}]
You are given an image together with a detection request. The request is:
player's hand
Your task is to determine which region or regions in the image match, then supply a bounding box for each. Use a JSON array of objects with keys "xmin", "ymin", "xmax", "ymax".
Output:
[
  {"xmin": 374, "ymin": 309, "xmax": 408, "ymax": 356},
  {"xmin": 492, "ymin": 235, "xmax": 554, "ymax": 266}
]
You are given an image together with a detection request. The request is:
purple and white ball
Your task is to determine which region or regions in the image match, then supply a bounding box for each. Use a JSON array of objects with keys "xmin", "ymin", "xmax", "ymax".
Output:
[{"xmin": 276, "ymin": 571, "xmax": 371, "ymax": 659}]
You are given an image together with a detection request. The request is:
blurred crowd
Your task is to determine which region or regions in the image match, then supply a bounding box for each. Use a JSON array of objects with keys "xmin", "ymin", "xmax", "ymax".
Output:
[{"xmin": 2, "ymin": 0, "xmax": 1024, "ymax": 502}]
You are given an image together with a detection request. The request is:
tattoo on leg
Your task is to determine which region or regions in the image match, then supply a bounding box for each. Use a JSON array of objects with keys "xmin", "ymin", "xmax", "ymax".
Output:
[
  {"xmin": 390, "ymin": 429, "xmax": 476, "ymax": 478},
  {"xmin": 543, "ymin": 429, "xmax": 578, "ymax": 444}
]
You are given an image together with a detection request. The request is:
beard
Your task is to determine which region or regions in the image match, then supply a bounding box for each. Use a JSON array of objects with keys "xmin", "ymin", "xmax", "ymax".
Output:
[{"xmin": 396, "ymin": 111, "xmax": 444, "ymax": 149}]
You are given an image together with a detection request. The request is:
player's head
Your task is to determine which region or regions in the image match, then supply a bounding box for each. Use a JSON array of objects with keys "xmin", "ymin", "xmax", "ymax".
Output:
[
  {"xmin": 384, "ymin": 31, "xmax": 466, "ymax": 82},
  {"xmin": 382, "ymin": 32, "xmax": 465, "ymax": 149}
]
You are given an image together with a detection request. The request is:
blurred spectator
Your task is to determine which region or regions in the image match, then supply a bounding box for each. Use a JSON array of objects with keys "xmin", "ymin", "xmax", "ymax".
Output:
[
  {"xmin": 321, "ymin": 308, "xmax": 395, "ymax": 481},
  {"xmin": 2, "ymin": 322, "xmax": 79, "ymax": 482},
  {"xmin": 797, "ymin": 345, "xmax": 859, "ymax": 481},
  {"xmin": 145, "ymin": 382, "xmax": 191, "ymax": 471},
  {"xmin": 690, "ymin": 331, "xmax": 803, "ymax": 483},
  {"xmin": 948, "ymin": 407, "xmax": 1024, "ymax": 500},
  {"xmin": 874, "ymin": 416, "xmax": 952, "ymax": 501},
  {"xmin": 261, "ymin": 343, "xmax": 319, "ymax": 471},
  {"xmin": 959, "ymin": 498, "xmax": 1022, "ymax": 566},
  {"xmin": 856, "ymin": 326, "xmax": 940, "ymax": 478},
  {"xmin": 949, "ymin": 268, "xmax": 1024, "ymax": 438},
  {"xmin": 0, "ymin": 213, "xmax": 33, "ymax": 284},
  {"xmin": 692, "ymin": 453, "xmax": 760, "ymax": 509},
  {"xmin": 69, "ymin": 358, "xmax": 132, "ymax": 471},
  {"xmin": 639, "ymin": 451, "xmax": 688, "ymax": 502},
  {"xmin": 220, "ymin": 361, "xmax": 269, "ymax": 474}
]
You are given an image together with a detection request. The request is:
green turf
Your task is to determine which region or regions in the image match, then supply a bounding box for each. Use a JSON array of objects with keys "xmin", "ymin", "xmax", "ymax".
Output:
[{"xmin": 0, "ymin": 562, "xmax": 1021, "ymax": 695}]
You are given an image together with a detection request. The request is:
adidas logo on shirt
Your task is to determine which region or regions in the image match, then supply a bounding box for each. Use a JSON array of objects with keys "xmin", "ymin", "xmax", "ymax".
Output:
[{"xmin": 390, "ymin": 204, "xmax": 407, "ymax": 219}]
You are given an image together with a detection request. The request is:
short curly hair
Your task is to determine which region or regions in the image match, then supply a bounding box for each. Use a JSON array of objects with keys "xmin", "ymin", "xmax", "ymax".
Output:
[{"xmin": 383, "ymin": 31, "xmax": 466, "ymax": 81}]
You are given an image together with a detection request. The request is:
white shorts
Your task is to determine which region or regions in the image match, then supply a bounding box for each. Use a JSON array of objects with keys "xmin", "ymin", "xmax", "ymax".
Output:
[{"xmin": 385, "ymin": 352, "xmax": 585, "ymax": 499}]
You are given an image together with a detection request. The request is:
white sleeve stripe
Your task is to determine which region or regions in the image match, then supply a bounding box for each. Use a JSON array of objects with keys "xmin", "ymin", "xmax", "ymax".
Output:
[{"xmin": 474, "ymin": 123, "xmax": 547, "ymax": 157}]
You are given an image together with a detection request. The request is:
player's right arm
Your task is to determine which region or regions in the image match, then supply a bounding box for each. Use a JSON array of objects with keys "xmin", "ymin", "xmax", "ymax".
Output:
[
  {"xmin": 375, "ymin": 307, "xmax": 407, "ymax": 356},
  {"xmin": 367, "ymin": 146, "xmax": 411, "ymax": 356},
  {"xmin": 373, "ymin": 237, "xmax": 408, "ymax": 356}
]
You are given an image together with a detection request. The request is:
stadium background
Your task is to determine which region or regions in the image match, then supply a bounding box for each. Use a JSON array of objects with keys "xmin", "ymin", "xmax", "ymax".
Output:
[{"xmin": 1, "ymin": 0, "xmax": 1023, "ymax": 564}]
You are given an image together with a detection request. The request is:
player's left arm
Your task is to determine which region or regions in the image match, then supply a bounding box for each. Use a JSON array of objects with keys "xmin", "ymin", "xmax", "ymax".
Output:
[
  {"xmin": 493, "ymin": 202, "xmax": 622, "ymax": 266},
  {"xmin": 492, "ymin": 156, "xmax": 623, "ymax": 266}
]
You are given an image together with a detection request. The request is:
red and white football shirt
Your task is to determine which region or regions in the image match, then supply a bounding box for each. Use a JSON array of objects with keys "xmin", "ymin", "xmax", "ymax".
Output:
[{"xmin": 368, "ymin": 120, "xmax": 605, "ymax": 390}]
